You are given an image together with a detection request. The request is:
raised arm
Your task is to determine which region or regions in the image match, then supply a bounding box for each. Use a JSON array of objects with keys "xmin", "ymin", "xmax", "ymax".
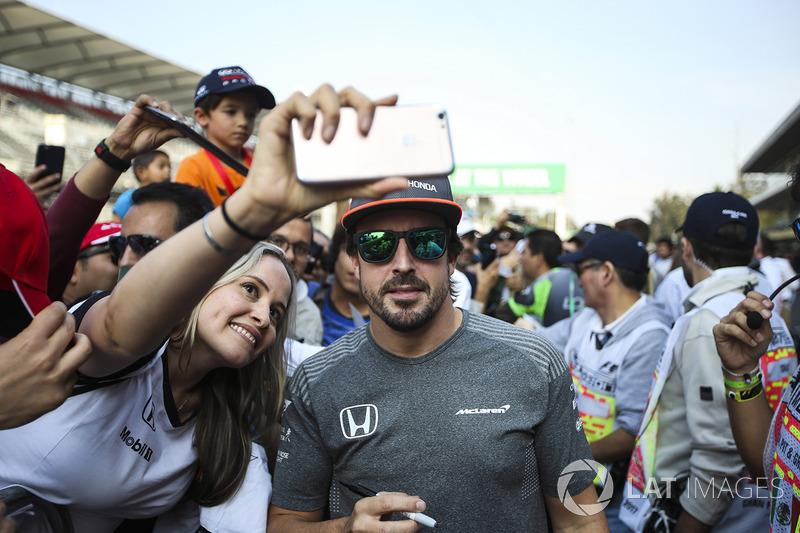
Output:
[
  {"xmin": 712, "ymin": 290, "xmax": 776, "ymax": 478},
  {"xmin": 78, "ymin": 85, "xmax": 407, "ymax": 376},
  {"xmin": 47, "ymin": 95, "xmax": 185, "ymax": 301}
]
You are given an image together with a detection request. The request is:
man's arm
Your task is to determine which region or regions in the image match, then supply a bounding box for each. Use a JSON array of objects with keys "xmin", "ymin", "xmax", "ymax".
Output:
[
  {"xmin": 269, "ymin": 494, "xmax": 429, "ymax": 533},
  {"xmin": 268, "ymin": 508, "xmax": 339, "ymax": 533},
  {"xmin": 674, "ymin": 509, "xmax": 712, "ymax": 533},
  {"xmin": 46, "ymin": 95, "xmax": 185, "ymax": 301},
  {"xmin": 589, "ymin": 428, "xmax": 635, "ymax": 464},
  {"xmin": 544, "ymin": 487, "xmax": 610, "ymax": 532},
  {"xmin": 713, "ymin": 291, "xmax": 776, "ymax": 478}
]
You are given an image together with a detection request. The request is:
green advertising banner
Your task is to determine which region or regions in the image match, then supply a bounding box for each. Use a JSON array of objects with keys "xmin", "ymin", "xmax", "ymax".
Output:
[{"xmin": 451, "ymin": 164, "xmax": 566, "ymax": 194}]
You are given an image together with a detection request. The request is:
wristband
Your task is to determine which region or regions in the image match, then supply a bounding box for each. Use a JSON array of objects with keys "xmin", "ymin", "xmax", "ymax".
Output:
[
  {"xmin": 221, "ymin": 198, "xmax": 267, "ymax": 242},
  {"xmin": 721, "ymin": 362, "xmax": 761, "ymax": 381},
  {"xmin": 94, "ymin": 139, "xmax": 131, "ymax": 172},
  {"xmin": 202, "ymin": 214, "xmax": 235, "ymax": 256},
  {"xmin": 724, "ymin": 369, "xmax": 763, "ymax": 390},
  {"xmin": 726, "ymin": 380, "xmax": 764, "ymax": 402}
]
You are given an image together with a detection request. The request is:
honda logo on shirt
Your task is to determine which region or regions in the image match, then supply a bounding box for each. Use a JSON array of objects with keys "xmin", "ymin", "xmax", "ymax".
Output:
[
  {"xmin": 142, "ymin": 395, "xmax": 156, "ymax": 431},
  {"xmin": 340, "ymin": 404, "xmax": 378, "ymax": 439}
]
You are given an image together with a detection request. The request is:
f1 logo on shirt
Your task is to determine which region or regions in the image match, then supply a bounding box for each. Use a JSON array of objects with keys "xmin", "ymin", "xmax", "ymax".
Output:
[{"xmin": 340, "ymin": 404, "xmax": 378, "ymax": 439}]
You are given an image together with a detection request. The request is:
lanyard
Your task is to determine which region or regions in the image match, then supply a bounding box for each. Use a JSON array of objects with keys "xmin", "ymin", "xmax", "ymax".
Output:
[{"xmin": 203, "ymin": 149, "xmax": 251, "ymax": 196}]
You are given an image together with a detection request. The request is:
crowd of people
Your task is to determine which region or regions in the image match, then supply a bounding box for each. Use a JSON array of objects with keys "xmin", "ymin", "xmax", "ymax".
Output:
[{"xmin": 2, "ymin": 64, "xmax": 800, "ymax": 533}]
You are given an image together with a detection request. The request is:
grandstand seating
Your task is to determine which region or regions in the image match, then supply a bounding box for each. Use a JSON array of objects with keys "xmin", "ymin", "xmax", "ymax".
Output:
[{"xmin": 0, "ymin": 83, "xmax": 201, "ymax": 214}]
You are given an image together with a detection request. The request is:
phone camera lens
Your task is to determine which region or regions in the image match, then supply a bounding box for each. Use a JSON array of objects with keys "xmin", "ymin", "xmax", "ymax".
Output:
[{"xmin": 438, "ymin": 112, "xmax": 445, "ymax": 119}]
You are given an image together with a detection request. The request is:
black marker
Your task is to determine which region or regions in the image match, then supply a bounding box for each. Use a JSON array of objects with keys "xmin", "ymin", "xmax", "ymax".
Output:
[{"xmin": 340, "ymin": 479, "xmax": 438, "ymax": 528}]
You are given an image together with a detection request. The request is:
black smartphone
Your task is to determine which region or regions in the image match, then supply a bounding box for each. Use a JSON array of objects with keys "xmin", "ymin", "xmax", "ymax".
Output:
[
  {"xmin": 507, "ymin": 213, "xmax": 525, "ymax": 224},
  {"xmin": 480, "ymin": 243, "xmax": 497, "ymax": 269},
  {"xmin": 35, "ymin": 144, "xmax": 65, "ymax": 177},
  {"xmin": 144, "ymin": 106, "xmax": 249, "ymax": 177},
  {"xmin": 303, "ymin": 241, "xmax": 325, "ymax": 275}
]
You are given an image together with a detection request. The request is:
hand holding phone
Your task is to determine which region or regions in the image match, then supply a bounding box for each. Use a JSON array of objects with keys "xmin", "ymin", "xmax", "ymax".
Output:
[
  {"xmin": 26, "ymin": 145, "xmax": 65, "ymax": 205},
  {"xmin": 291, "ymin": 105, "xmax": 454, "ymax": 184},
  {"xmin": 144, "ymin": 106, "xmax": 249, "ymax": 177},
  {"xmin": 35, "ymin": 144, "xmax": 65, "ymax": 177}
]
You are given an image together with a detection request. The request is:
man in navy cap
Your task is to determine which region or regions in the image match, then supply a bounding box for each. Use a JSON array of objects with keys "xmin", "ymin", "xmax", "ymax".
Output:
[
  {"xmin": 539, "ymin": 230, "xmax": 672, "ymax": 532},
  {"xmin": 269, "ymin": 176, "xmax": 608, "ymax": 532},
  {"xmin": 620, "ymin": 192, "xmax": 796, "ymax": 532}
]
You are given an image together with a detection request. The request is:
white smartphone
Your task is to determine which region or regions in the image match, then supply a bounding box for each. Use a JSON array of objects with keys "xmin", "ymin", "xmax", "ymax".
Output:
[{"xmin": 292, "ymin": 105, "xmax": 455, "ymax": 183}]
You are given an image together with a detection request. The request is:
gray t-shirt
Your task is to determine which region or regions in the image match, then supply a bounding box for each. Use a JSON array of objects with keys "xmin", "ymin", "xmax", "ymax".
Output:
[{"xmin": 271, "ymin": 310, "xmax": 594, "ymax": 532}]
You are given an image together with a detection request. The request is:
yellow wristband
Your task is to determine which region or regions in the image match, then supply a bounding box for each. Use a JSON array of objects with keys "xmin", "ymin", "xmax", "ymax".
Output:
[
  {"xmin": 726, "ymin": 381, "xmax": 764, "ymax": 402},
  {"xmin": 724, "ymin": 369, "xmax": 763, "ymax": 390}
]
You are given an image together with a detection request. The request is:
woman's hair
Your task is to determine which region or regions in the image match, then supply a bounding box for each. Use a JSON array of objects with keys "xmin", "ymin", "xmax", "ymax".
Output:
[{"xmin": 171, "ymin": 242, "xmax": 296, "ymax": 506}]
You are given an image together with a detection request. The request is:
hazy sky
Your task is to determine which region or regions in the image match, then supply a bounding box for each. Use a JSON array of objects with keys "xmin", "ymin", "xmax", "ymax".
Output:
[{"xmin": 25, "ymin": 0, "xmax": 800, "ymax": 228}]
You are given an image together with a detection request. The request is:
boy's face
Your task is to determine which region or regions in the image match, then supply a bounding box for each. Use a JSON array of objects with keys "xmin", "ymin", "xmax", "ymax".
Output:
[
  {"xmin": 139, "ymin": 153, "xmax": 171, "ymax": 186},
  {"xmin": 195, "ymin": 92, "xmax": 259, "ymax": 152}
]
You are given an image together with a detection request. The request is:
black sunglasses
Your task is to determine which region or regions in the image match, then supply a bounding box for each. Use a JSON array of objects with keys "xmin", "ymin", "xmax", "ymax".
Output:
[
  {"xmin": 77, "ymin": 244, "xmax": 110, "ymax": 261},
  {"xmin": 108, "ymin": 234, "xmax": 162, "ymax": 265},
  {"xmin": 355, "ymin": 227, "xmax": 449, "ymax": 263}
]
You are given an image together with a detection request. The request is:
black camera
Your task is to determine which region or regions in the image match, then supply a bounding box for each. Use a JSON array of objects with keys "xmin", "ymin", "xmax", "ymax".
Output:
[
  {"xmin": 303, "ymin": 241, "xmax": 325, "ymax": 275},
  {"xmin": 507, "ymin": 213, "xmax": 525, "ymax": 224},
  {"xmin": 479, "ymin": 243, "xmax": 498, "ymax": 269}
]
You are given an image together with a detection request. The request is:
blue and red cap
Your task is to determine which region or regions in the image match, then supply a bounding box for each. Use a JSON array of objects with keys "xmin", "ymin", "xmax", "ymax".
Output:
[{"xmin": 194, "ymin": 66, "xmax": 275, "ymax": 109}]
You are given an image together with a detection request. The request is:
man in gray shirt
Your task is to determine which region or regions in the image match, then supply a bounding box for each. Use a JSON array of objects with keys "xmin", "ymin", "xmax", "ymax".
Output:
[{"xmin": 268, "ymin": 176, "xmax": 609, "ymax": 532}]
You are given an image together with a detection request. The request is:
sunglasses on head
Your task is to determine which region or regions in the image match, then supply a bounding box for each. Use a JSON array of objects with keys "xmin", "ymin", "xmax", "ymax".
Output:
[
  {"xmin": 355, "ymin": 227, "xmax": 450, "ymax": 263},
  {"xmin": 108, "ymin": 234, "xmax": 162, "ymax": 265}
]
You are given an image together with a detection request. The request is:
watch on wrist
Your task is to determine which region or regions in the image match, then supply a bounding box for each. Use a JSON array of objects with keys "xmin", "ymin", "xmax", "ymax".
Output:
[{"xmin": 94, "ymin": 138, "xmax": 131, "ymax": 172}]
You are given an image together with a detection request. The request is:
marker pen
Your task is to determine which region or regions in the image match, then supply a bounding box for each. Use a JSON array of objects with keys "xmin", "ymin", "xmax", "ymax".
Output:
[{"xmin": 340, "ymin": 479, "xmax": 438, "ymax": 528}]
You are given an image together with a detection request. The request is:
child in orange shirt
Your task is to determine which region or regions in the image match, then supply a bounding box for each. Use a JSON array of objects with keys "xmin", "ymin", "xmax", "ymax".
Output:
[{"xmin": 175, "ymin": 66, "xmax": 275, "ymax": 206}]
